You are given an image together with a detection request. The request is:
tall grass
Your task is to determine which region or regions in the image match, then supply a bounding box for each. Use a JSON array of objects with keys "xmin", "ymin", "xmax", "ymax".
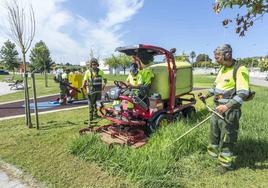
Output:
[{"xmin": 69, "ymin": 85, "xmax": 268, "ymax": 187}]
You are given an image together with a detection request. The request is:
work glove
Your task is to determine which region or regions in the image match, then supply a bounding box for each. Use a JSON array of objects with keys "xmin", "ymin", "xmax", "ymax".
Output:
[{"xmin": 198, "ymin": 93, "xmax": 207, "ymax": 103}]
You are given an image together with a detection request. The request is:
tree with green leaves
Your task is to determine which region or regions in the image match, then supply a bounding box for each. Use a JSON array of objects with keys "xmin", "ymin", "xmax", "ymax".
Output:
[
  {"xmin": 118, "ymin": 54, "xmax": 132, "ymax": 74},
  {"xmin": 259, "ymin": 59, "xmax": 268, "ymax": 71},
  {"xmin": 213, "ymin": 0, "xmax": 268, "ymax": 36},
  {"xmin": 0, "ymin": 40, "xmax": 20, "ymax": 73},
  {"xmin": 190, "ymin": 51, "xmax": 196, "ymax": 64},
  {"xmin": 194, "ymin": 54, "xmax": 213, "ymax": 68},
  {"xmin": 30, "ymin": 41, "xmax": 54, "ymax": 87},
  {"xmin": 175, "ymin": 52, "xmax": 190, "ymax": 62},
  {"xmin": 105, "ymin": 54, "xmax": 120, "ymax": 75},
  {"xmin": 196, "ymin": 54, "xmax": 212, "ymax": 63}
]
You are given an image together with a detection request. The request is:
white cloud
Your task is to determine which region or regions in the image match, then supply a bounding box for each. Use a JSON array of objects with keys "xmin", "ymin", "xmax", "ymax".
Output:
[{"xmin": 0, "ymin": 0, "xmax": 144, "ymax": 64}]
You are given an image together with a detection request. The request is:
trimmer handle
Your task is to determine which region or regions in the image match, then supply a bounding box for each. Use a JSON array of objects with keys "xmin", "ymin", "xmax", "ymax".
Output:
[{"xmin": 198, "ymin": 92, "xmax": 206, "ymax": 104}]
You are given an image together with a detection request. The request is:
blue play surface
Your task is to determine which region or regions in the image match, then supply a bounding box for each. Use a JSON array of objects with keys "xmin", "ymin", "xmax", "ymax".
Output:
[
  {"xmin": 23, "ymin": 101, "xmax": 60, "ymax": 110},
  {"xmin": 22, "ymin": 100, "xmax": 88, "ymax": 110}
]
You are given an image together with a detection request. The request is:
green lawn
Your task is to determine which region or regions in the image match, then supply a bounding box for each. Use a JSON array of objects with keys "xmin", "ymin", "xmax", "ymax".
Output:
[
  {"xmin": 0, "ymin": 74, "xmax": 59, "ymax": 103},
  {"xmin": 68, "ymin": 85, "xmax": 268, "ymax": 187},
  {"xmin": 0, "ymin": 75, "xmax": 267, "ymax": 187},
  {"xmin": 0, "ymin": 109, "xmax": 133, "ymax": 187}
]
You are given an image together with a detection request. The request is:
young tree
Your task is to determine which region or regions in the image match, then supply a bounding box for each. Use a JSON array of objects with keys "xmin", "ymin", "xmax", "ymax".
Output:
[
  {"xmin": 5, "ymin": 0, "xmax": 36, "ymax": 128},
  {"xmin": 190, "ymin": 51, "xmax": 196, "ymax": 64},
  {"xmin": 196, "ymin": 54, "xmax": 212, "ymax": 63},
  {"xmin": 213, "ymin": 0, "xmax": 268, "ymax": 36},
  {"xmin": 259, "ymin": 60, "xmax": 268, "ymax": 71},
  {"xmin": 0, "ymin": 40, "xmax": 20, "ymax": 73},
  {"xmin": 175, "ymin": 52, "xmax": 190, "ymax": 62},
  {"xmin": 105, "ymin": 54, "xmax": 120, "ymax": 75},
  {"xmin": 30, "ymin": 41, "xmax": 54, "ymax": 87},
  {"xmin": 118, "ymin": 54, "xmax": 132, "ymax": 75}
]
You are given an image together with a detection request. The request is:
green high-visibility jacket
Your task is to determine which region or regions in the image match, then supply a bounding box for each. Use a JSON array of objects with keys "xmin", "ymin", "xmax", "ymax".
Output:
[
  {"xmin": 126, "ymin": 73, "xmax": 142, "ymax": 86},
  {"xmin": 139, "ymin": 69, "xmax": 154, "ymax": 86},
  {"xmin": 209, "ymin": 63, "xmax": 250, "ymax": 108}
]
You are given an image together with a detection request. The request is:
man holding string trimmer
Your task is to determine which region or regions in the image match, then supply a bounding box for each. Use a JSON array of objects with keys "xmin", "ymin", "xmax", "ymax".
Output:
[{"xmin": 199, "ymin": 44, "xmax": 254, "ymax": 172}]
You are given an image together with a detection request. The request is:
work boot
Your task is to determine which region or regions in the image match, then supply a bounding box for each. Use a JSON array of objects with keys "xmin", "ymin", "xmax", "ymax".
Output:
[
  {"xmin": 207, "ymin": 144, "xmax": 219, "ymax": 158},
  {"xmin": 218, "ymin": 151, "xmax": 236, "ymax": 170},
  {"xmin": 66, "ymin": 96, "xmax": 73, "ymax": 104},
  {"xmin": 59, "ymin": 98, "xmax": 64, "ymax": 105}
]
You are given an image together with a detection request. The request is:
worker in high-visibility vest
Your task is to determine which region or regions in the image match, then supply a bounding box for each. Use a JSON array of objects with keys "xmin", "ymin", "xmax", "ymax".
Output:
[
  {"xmin": 125, "ymin": 63, "xmax": 154, "ymax": 110},
  {"xmin": 82, "ymin": 58, "xmax": 107, "ymax": 123},
  {"xmin": 56, "ymin": 68, "xmax": 72, "ymax": 104},
  {"xmin": 201, "ymin": 44, "xmax": 250, "ymax": 173}
]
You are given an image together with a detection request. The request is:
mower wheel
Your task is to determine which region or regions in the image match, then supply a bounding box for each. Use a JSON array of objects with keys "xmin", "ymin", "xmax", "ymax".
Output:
[
  {"xmin": 182, "ymin": 106, "xmax": 196, "ymax": 120},
  {"xmin": 152, "ymin": 114, "xmax": 170, "ymax": 130},
  {"xmin": 173, "ymin": 111, "xmax": 183, "ymax": 122}
]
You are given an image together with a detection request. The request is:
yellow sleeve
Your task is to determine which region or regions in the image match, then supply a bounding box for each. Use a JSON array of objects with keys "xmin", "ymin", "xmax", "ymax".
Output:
[
  {"xmin": 99, "ymin": 70, "xmax": 105, "ymax": 78},
  {"xmin": 236, "ymin": 66, "xmax": 249, "ymax": 91},
  {"xmin": 126, "ymin": 74, "xmax": 130, "ymax": 83},
  {"xmin": 83, "ymin": 70, "xmax": 91, "ymax": 81}
]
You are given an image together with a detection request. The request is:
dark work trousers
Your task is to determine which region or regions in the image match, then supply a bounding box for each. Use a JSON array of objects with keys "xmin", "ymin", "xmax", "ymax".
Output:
[
  {"xmin": 209, "ymin": 106, "xmax": 241, "ymax": 154},
  {"xmin": 88, "ymin": 89, "xmax": 102, "ymax": 125},
  {"xmin": 59, "ymin": 84, "xmax": 70, "ymax": 102}
]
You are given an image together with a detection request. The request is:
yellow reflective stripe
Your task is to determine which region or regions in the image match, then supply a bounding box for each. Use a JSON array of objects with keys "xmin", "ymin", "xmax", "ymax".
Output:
[{"xmin": 236, "ymin": 66, "xmax": 249, "ymax": 91}]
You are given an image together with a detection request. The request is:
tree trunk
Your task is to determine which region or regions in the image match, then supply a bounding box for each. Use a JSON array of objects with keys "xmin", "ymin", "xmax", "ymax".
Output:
[
  {"xmin": 22, "ymin": 50, "xmax": 32, "ymax": 128},
  {"xmin": 45, "ymin": 70, "xmax": 48, "ymax": 87},
  {"xmin": 32, "ymin": 73, "xmax": 39, "ymax": 129}
]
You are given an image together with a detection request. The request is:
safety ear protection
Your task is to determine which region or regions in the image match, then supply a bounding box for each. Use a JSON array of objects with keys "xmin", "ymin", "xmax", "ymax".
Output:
[{"xmin": 223, "ymin": 51, "xmax": 232, "ymax": 61}]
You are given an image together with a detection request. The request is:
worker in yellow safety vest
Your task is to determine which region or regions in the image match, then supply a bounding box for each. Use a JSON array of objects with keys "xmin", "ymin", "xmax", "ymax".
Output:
[
  {"xmin": 200, "ymin": 44, "xmax": 251, "ymax": 173},
  {"xmin": 82, "ymin": 58, "xmax": 107, "ymax": 123},
  {"xmin": 125, "ymin": 63, "xmax": 154, "ymax": 110},
  {"xmin": 55, "ymin": 68, "xmax": 72, "ymax": 104}
]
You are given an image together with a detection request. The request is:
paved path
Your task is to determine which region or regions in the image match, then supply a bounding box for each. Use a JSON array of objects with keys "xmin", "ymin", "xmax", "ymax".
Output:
[
  {"xmin": 0, "ymin": 170, "xmax": 28, "ymax": 188},
  {"xmin": 250, "ymin": 77, "xmax": 268, "ymax": 88},
  {"xmin": 0, "ymin": 82, "xmax": 20, "ymax": 96},
  {"xmin": 0, "ymin": 160, "xmax": 42, "ymax": 188}
]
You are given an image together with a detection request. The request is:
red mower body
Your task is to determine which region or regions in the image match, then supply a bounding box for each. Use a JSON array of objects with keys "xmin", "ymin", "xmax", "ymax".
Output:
[{"xmin": 80, "ymin": 44, "xmax": 196, "ymax": 148}]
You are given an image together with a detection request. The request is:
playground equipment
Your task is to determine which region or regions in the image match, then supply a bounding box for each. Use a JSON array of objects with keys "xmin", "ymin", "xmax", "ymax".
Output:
[{"xmin": 80, "ymin": 44, "xmax": 197, "ymax": 148}]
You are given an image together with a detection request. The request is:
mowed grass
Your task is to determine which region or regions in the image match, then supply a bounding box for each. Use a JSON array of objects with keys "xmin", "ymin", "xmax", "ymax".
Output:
[
  {"xmin": 0, "ymin": 74, "xmax": 59, "ymax": 103},
  {"xmin": 0, "ymin": 108, "xmax": 133, "ymax": 187},
  {"xmin": 69, "ymin": 85, "xmax": 268, "ymax": 187},
  {"xmin": 0, "ymin": 75, "xmax": 267, "ymax": 187}
]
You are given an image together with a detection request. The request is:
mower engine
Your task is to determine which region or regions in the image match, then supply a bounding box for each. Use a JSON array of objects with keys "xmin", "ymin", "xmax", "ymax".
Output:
[{"xmin": 106, "ymin": 87, "xmax": 121, "ymax": 100}]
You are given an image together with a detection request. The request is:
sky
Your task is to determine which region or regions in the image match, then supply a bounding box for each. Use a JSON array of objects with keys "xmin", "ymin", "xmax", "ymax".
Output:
[{"xmin": 0, "ymin": 0, "xmax": 267, "ymax": 65}]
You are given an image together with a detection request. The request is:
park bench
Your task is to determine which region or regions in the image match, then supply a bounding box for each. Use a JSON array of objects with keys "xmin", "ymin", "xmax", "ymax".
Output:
[{"xmin": 9, "ymin": 80, "xmax": 24, "ymax": 90}]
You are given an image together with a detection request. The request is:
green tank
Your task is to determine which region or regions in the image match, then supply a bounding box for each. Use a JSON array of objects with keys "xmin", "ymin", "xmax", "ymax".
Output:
[{"xmin": 148, "ymin": 61, "xmax": 193, "ymax": 100}]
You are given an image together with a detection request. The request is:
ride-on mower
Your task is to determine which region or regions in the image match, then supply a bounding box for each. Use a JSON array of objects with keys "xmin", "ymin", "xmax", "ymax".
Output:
[{"xmin": 80, "ymin": 44, "xmax": 196, "ymax": 148}]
